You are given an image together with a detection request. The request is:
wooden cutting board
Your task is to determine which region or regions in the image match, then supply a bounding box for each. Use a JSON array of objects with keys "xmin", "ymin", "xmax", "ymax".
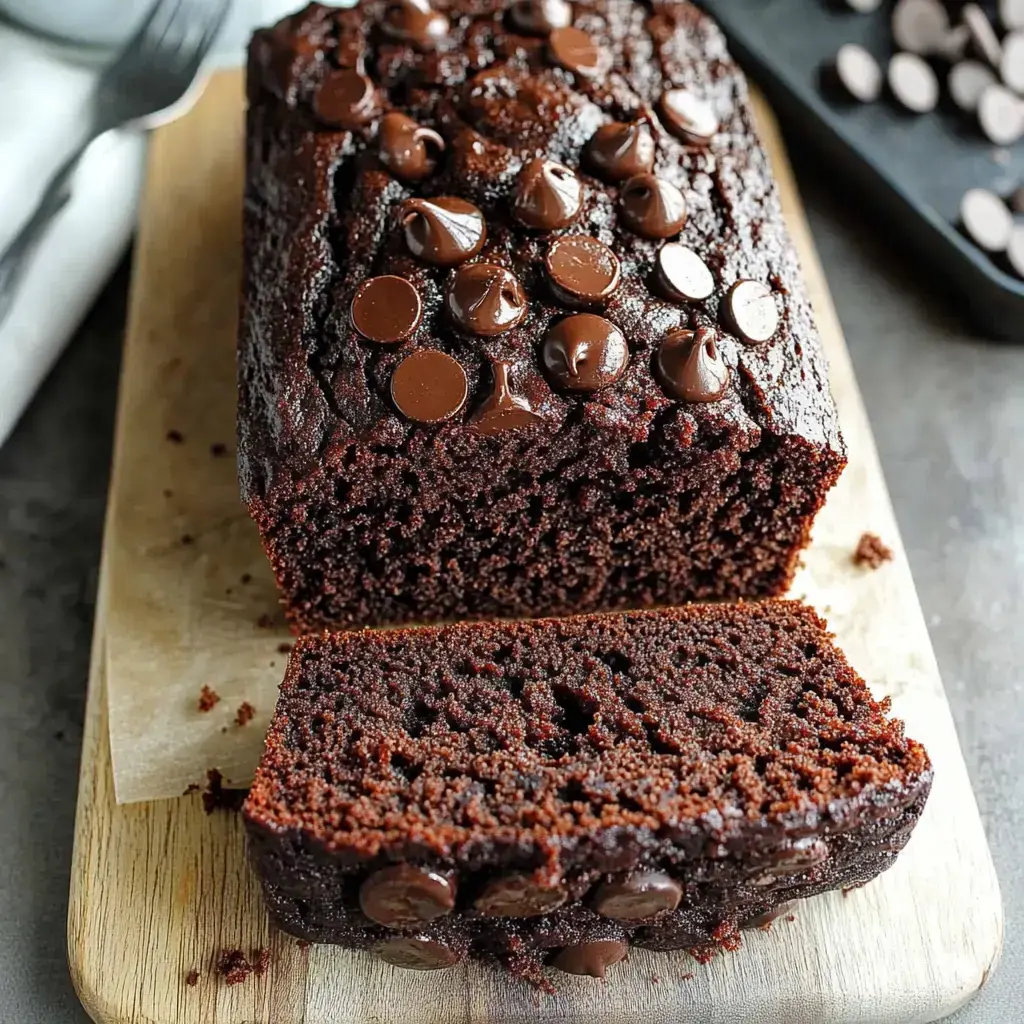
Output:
[{"xmin": 67, "ymin": 71, "xmax": 1002, "ymax": 1024}]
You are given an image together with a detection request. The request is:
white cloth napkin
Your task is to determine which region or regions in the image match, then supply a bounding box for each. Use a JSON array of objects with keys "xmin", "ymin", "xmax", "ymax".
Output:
[{"xmin": 0, "ymin": 26, "xmax": 146, "ymax": 447}]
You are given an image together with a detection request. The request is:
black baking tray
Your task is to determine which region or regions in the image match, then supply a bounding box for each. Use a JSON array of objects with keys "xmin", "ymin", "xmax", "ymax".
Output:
[{"xmin": 698, "ymin": 0, "xmax": 1024, "ymax": 342}]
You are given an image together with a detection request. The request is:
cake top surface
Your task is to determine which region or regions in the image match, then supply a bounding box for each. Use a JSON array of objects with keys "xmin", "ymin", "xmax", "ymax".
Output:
[
  {"xmin": 244, "ymin": 602, "xmax": 930, "ymax": 872},
  {"xmin": 240, "ymin": 0, "xmax": 843, "ymax": 498}
]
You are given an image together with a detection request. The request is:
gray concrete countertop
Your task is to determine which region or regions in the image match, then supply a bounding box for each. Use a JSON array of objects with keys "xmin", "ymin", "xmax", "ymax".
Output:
[{"xmin": 0, "ymin": 165, "xmax": 1019, "ymax": 1021}]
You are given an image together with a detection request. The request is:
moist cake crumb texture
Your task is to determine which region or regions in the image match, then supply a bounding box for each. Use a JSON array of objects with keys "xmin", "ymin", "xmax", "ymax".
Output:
[{"xmin": 243, "ymin": 601, "xmax": 931, "ymax": 982}]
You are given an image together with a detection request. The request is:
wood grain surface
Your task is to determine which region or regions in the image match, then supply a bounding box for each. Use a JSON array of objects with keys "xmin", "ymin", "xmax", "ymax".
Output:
[{"xmin": 67, "ymin": 71, "xmax": 1002, "ymax": 1024}]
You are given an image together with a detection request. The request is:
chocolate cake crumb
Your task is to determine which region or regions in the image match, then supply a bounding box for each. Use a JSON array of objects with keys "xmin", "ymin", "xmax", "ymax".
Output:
[
  {"xmin": 197, "ymin": 685, "xmax": 220, "ymax": 712},
  {"xmin": 681, "ymin": 972, "xmax": 695, "ymax": 982},
  {"xmin": 241, "ymin": 573, "xmax": 252, "ymax": 584},
  {"xmin": 183, "ymin": 783, "xmax": 200, "ymax": 795},
  {"xmin": 210, "ymin": 443, "xmax": 228, "ymax": 457},
  {"xmin": 853, "ymin": 532, "xmax": 893, "ymax": 570},
  {"xmin": 252, "ymin": 947, "xmax": 272, "ymax": 976},
  {"xmin": 235, "ymin": 701, "xmax": 256, "ymax": 727},
  {"xmin": 53, "ymin": 730, "xmax": 64, "ymax": 741},
  {"xmin": 296, "ymin": 939, "xmax": 311, "ymax": 950},
  {"xmin": 277, "ymin": 642, "xmax": 293, "ymax": 654},
  {"xmin": 256, "ymin": 613, "xmax": 274, "ymax": 630},
  {"xmin": 202, "ymin": 769, "xmax": 248, "ymax": 815},
  {"xmin": 185, "ymin": 968, "xmax": 199, "ymax": 987},
  {"xmin": 215, "ymin": 949, "xmax": 252, "ymax": 986},
  {"xmin": 651, "ymin": 974, "xmax": 661, "ymax": 984},
  {"xmin": 163, "ymin": 488, "xmax": 173, "ymax": 498},
  {"xmin": 166, "ymin": 429, "xmax": 184, "ymax": 444},
  {"xmin": 181, "ymin": 534, "xmax": 194, "ymax": 546}
]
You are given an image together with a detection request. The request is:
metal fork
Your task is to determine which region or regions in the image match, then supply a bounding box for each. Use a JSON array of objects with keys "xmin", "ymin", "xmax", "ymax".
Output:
[{"xmin": 0, "ymin": 0, "xmax": 231, "ymax": 327}]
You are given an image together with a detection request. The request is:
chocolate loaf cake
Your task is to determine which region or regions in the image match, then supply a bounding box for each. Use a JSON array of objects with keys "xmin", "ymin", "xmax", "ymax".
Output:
[
  {"xmin": 238, "ymin": 0, "xmax": 846, "ymax": 632},
  {"xmin": 243, "ymin": 601, "xmax": 931, "ymax": 983}
]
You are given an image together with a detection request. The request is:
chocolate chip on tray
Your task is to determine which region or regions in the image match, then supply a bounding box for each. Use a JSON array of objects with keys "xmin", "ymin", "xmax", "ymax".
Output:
[
  {"xmin": 888, "ymin": 52, "xmax": 940, "ymax": 113},
  {"xmin": 959, "ymin": 188, "xmax": 1015, "ymax": 253},
  {"xmin": 835, "ymin": 44, "xmax": 884, "ymax": 103},
  {"xmin": 977, "ymin": 83, "xmax": 1024, "ymax": 144},
  {"xmin": 948, "ymin": 60, "xmax": 998, "ymax": 112}
]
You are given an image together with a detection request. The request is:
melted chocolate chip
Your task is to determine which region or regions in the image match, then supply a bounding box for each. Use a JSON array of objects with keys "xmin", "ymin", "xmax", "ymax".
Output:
[
  {"xmin": 375, "ymin": 936, "xmax": 463, "ymax": 970},
  {"xmin": 513, "ymin": 159, "xmax": 582, "ymax": 230},
  {"xmin": 399, "ymin": 197, "xmax": 486, "ymax": 265},
  {"xmin": 740, "ymin": 902, "xmax": 794, "ymax": 930},
  {"xmin": 510, "ymin": 0, "xmax": 572, "ymax": 34},
  {"xmin": 548, "ymin": 26, "xmax": 601, "ymax": 76},
  {"xmin": 545, "ymin": 235, "xmax": 621, "ymax": 305},
  {"xmin": 542, "ymin": 314, "xmax": 628, "ymax": 392},
  {"xmin": 381, "ymin": 0, "xmax": 448, "ymax": 51},
  {"xmin": 656, "ymin": 327, "xmax": 730, "ymax": 403},
  {"xmin": 659, "ymin": 89, "xmax": 718, "ymax": 146},
  {"xmin": 619, "ymin": 174, "xmax": 687, "ymax": 239},
  {"xmin": 378, "ymin": 113, "xmax": 445, "ymax": 182},
  {"xmin": 390, "ymin": 350, "xmax": 468, "ymax": 424},
  {"xmin": 551, "ymin": 939, "xmax": 628, "ymax": 978},
  {"xmin": 446, "ymin": 264, "xmax": 528, "ymax": 336},
  {"xmin": 351, "ymin": 275, "xmax": 422, "ymax": 344},
  {"xmin": 655, "ymin": 242, "xmax": 715, "ymax": 303},
  {"xmin": 757, "ymin": 838, "xmax": 829, "ymax": 879},
  {"xmin": 585, "ymin": 121, "xmax": 655, "ymax": 183},
  {"xmin": 470, "ymin": 361, "xmax": 545, "ymax": 435},
  {"xmin": 359, "ymin": 865, "xmax": 456, "ymax": 928},
  {"xmin": 724, "ymin": 280, "xmax": 780, "ymax": 344},
  {"xmin": 312, "ymin": 69, "xmax": 378, "ymax": 129},
  {"xmin": 474, "ymin": 873, "xmax": 568, "ymax": 917},
  {"xmin": 592, "ymin": 871, "xmax": 683, "ymax": 921}
]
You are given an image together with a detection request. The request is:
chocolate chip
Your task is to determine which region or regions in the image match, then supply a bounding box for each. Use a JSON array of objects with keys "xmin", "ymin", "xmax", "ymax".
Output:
[
  {"xmin": 399, "ymin": 197, "xmax": 486, "ymax": 265},
  {"xmin": 359, "ymin": 865, "xmax": 456, "ymax": 928},
  {"xmin": 351, "ymin": 276, "xmax": 422, "ymax": 344},
  {"xmin": 888, "ymin": 52, "xmax": 939, "ymax": 113},
  {"xmin": 585, "ymin": 120, "xmax": 656, "ymax": 183},
  {"xmin": 978, "ymin": 83, "xmax": 1024, "ymax": 144},
  {"xmin": 542, "ymin": 314, "xmax": 628, "ymax": 392},
  {"xmin": 834, "ymin": 44, "xmax": 883, "ymax": 104},
  {"xmin": 1000, "ymin": 31, "xmax": 1024, "ymax": 93},
  {"xmin": 892, "ymin": 0, "xmax": 949, "ymax": 56},
  {"xmin": 619, "ymin": 174, "xmax": 687, "ymax": 239},
  {"xmin": 474, "ymin": 874, "xmax": 568, "ymax": 917},
  {"xmin": 312, "ymin": 69, "xmax": 378, "ymax": 128},
  {"xmin": 948, "ymin": 60, "xmax": 997, "ymax": 113},
  {"xmin": 592, "ymin": 871, "xmax": 683, "ymax": 922},
  {"xmin": 390, "ymin": 350, "xmax": 468, "ymax": 424},
  {"xmin": 446, "ymin": 264, "xmax": 527, "ymax": 336},
  {"xmin": 655, "ymin": 242, "xmax": 715, "ymax": 303},
  {"xmin": 659, "ymin": 89, "xmax": 718, "ymax": 146},
  {"xmin": 548, "ymin": 26, "xmax": 601, "ymax": 76},
  {"xmin": 959, "ymin": 188, "xmax": 1014, "ymax": 252},
  {"xmin": 513, "ymin": 159, "xmax": 582, "ymax": 230},
  {"xmin": 470, "ymin": 364, "xmax": 545, "ymax": 435},
  {"xmin": 1006, "ymin": 222, "xmax": 1024, "ymax": 279},
  {"xmin": 551, "ymin": 939, "xmax": 628, "ymax": 978},
  {"xmin": 381, "ymin": 0, "xmax": 448, "ymax": 51},
  {"xmin": 545, "ymin": 235, "xmax": 621, "ymax": 305},
  {"xmin": 1003, "ymin": 0, "xmax": 1024, "ymax": 32},
  {"xmin": 378, "ymin": 112, "xmax": 445, "ymax": 182},
  {"xmin": 510, "ymin": 0, "xmax": 572, "ymax": 34},
  {"xmin": 740, "ymin": 901, "xmax": 794, "ymax": 930},
  {"xmin": 375, "ymin": 936, "xmax": 463, "ymax": 970},
  {"xmin": 724, "ymin": 280, "xmax": 780, "ymax": 344},
  {"xmin": 963, "ymin": 3, "xmax": 1002, "ymax": 67},
  {"xmin": 656, "ymin": 327, "xmax": 730, "ymax": 403},
  {"xmin": 758, "ymin": 838, "xmax": 829, "ymax": 878}
]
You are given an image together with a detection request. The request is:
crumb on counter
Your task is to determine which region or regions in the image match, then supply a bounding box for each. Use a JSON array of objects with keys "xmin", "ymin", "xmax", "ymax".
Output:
[
  {"xmin": 166, "ymin": 429, "xmax": 184, "ymax": 443},
  {"xmin": 277, "ymin": 642, "xmax": 294, "ymax": 654},
  {"xmin": 241, "ymin": 573, "xmax": 252, "ymax": 584},
  {"xmin": 210, "ymin": 443, "xmax": 228, "ymax": 457},
  {"xmin": 256, "ymin": 613, "xmax": 275, "ymax": 630},
  {"xmin": 214, "ymin": 947, "xmax": 271, "ymax": 985},
  {"xmin": 235, "ymin": 701, "xmax": 256, "ymax": 727},
  {"xmin": 202, "ymin": 769, "xmax": 248, "ymax": 815},
  {"xmin": 181, "ymin": 534, "xmax": 194, "ymax": 546},
  {"xmin": 197, "ymin": 685, "xmax": 220, "ymax": 713},
  {"xmin": 183, "ymin": 783, "xmax": 200, "ymax": 795},
  {"xmin": 185, "ymin": 968, "xmax": 199, "ymax": 987},
  {"xmin": 853, "ymin": 532, "xmax": 893, "ymax": 570}
]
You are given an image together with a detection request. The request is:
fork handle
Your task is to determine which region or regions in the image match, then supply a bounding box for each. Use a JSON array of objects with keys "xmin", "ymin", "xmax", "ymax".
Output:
[{"xmin": 0, "ymin": 138, "xmax": 94, "ymax": 328}]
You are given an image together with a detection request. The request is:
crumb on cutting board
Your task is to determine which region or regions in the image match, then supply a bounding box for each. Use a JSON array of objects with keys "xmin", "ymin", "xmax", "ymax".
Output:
[
  {"xmin": 197, "ymin": 685, "xmax": 220, "ymax": 713},
  {"xmin": 853, "ymin": 532, "xmax": 893, "ymax": 570},
  {"xmin": 185, "ymin": 968, "xmax": 199, "ymax": 987},
  {"xmin": 235, "ymin": 701, "xmax": 256, "ymax": 727},
  {"xmin": 214, "ymin": 947, "xmax": 272, "ymax": 985},
  {"xmin": 202, "ymin": 769, "xmax": 248, "ymax": 815}
]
